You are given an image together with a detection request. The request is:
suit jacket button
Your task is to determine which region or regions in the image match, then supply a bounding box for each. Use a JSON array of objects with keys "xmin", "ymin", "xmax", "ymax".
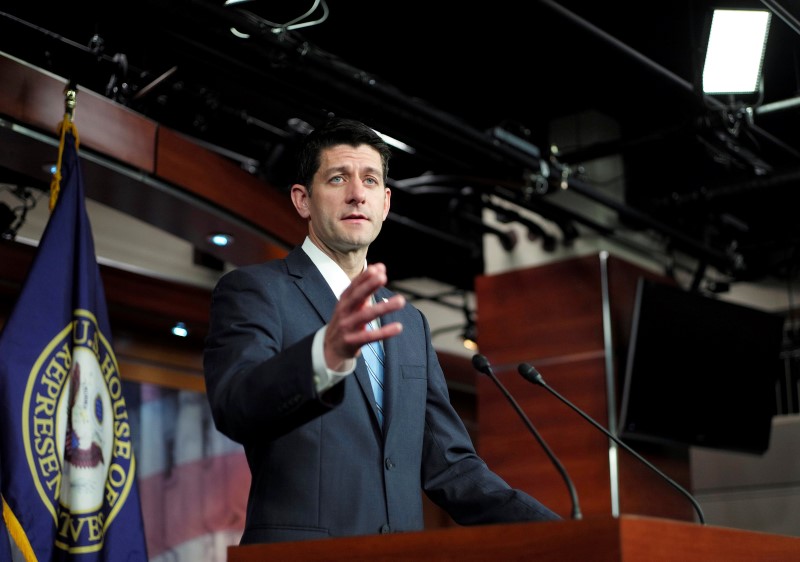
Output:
[
  {"xmin": 380, "ymin": 524, "xmax": 391, "ymax": 534},
  {"xmin": 384, "ymin": 458, "xmax": 395, "ymax": 470}
]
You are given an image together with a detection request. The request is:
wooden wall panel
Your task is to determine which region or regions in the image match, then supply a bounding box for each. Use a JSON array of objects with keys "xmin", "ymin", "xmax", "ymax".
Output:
[
  {"xmin": 0, "ymin": 52, "xmax": 299, "ymax": 268},
  {"xmin": 476, "ymin": 355, "xmax": 613, "ymax": 516},
  {"xmin": 475, "ymin": 255, "xmax": 607, "ymax": 365},
  {"xmin": 0, "ymin": 52, "xmax": 157, "ymax": 172},
  {"xmin": 475, "ymin": 253, "xmax": 694, "ymax": 521},
  {"xmin": 155, "ymin": 128, "xmax": 306, "ymax": 250}
]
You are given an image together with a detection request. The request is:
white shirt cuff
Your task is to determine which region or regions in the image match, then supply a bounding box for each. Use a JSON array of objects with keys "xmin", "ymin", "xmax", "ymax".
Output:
[{"xmin": 312, "ymin": 325, "xmax": 356, "ymax": 393}]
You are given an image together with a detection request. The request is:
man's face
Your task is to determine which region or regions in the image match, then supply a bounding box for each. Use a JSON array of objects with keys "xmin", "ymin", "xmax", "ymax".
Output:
[{"xmin": 302, "ymin": 144, "xmax": 390, "ymax": 255}]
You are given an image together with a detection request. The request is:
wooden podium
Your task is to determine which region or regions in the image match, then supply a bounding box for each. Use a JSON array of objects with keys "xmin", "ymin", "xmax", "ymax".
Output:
[{"xmin": 227, "ymin": 516, "xmax": 800, "ymax": 561}]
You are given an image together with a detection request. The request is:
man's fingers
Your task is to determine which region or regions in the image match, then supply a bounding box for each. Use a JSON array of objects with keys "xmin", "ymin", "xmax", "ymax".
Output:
[
  {"xmin": 343, "ymin": 320, "xmax": 403, "ymax": 351},
  {"xmin": 340, "ymin": 264, "xmax": 387, "ymax": 308},
  {"xmin": 352, "ymin": 294, "xmax": 406, "ymax": 331},
  {"xmin": 327, "ymin": 264, "xmax": 406, "ymax": 362},
  {"xmin": 372, "ymin": 321, "xmax": 403, "ymax": 341},
  {"xmin": 373, "ymin": 294, "xmax": 406, "ymax": 315}
]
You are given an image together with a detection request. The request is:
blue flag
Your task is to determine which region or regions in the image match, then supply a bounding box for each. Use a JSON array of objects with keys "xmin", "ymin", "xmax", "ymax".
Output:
[{"xmin": 0, "ymin": 118, "xmax": 148, "ymax": 561}]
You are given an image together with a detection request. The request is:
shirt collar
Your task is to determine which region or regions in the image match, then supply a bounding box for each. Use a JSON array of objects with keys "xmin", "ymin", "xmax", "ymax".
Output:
[{"xmin": 301, "ymin": 237, "xmax": 366, "ymax": 300}]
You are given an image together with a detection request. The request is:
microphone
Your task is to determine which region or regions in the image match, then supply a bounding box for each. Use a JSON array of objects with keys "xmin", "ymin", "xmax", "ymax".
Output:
[
  {"xmin": 472, "ymin": 354, "xmax": 581, "ymax": 520},
  {"xmin": 517, "ymin": 362, "xmax": 706, "ymax": 525}
]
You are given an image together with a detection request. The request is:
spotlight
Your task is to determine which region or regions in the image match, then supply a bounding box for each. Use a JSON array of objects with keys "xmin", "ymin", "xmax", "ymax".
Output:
[
  {"xmin": 461, "ymin": 322, "xmax": 478, "ymax": 351},
  {"xmin": 702, "ymin": 9, "xmax": 771, "ymax": 95}
]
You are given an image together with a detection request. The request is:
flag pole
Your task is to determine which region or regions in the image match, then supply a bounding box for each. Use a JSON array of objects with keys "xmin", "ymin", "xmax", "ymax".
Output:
[{"xmin": 49, "ymin": 81, "xmax": 80, "ymax": 211}]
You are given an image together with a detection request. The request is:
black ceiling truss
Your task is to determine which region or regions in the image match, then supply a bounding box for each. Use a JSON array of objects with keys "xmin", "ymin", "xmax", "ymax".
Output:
[
  {"xmin": 184, "ymin": 0, "xmax": 800, "ymax": 286},
  {"xmin": 2, "ymin": 0, "xmax": 800, "ymax": 295}
]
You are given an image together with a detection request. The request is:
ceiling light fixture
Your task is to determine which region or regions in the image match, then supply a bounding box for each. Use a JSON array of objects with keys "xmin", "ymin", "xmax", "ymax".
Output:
[
  {"xmin": 0, "ymin": 185, "xmax": 39, "ymax": 240},
  {"xmin": 702, "ymin": 9, "xmax": 771, "ymax": 95},
  {"xmin": 0, "ymin": 202, "xmax": 16, "ymax": 238}
]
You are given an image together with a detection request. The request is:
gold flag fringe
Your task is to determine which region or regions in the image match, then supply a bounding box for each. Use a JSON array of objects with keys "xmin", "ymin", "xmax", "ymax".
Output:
[{"xmin": 2, "ymin": 495, "xmax": 36, "ymax": 561}]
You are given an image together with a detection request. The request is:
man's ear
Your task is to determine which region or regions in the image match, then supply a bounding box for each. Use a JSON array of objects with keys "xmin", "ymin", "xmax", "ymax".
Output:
[
  {"xmin": 291, "ymin": 184, "xmax": 311, "ymax": 218},
  {"xmin": 382, "ymin": 187, "xmax": 391, "ymax": 221}
]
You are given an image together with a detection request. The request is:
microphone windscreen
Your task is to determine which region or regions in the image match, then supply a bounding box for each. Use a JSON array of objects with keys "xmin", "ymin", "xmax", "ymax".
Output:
[
  {"xmin": 518, "ymin": 362, "xmax": 538, "ymax": 382},
  {"xmin": 472, "ymin": 354, "xmax": 490, "ymax": 374}
]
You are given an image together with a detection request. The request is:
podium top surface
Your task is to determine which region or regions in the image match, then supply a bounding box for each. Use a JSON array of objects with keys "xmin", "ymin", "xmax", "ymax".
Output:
[{"xmin": 227, "ymin": 515, "xmax": 800, "ymax": 562}]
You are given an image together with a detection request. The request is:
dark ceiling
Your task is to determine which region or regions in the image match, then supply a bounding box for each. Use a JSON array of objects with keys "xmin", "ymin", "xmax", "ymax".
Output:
[{"xmin": 2, "ymin": 0, "xmax": 800, "ymax": 293}]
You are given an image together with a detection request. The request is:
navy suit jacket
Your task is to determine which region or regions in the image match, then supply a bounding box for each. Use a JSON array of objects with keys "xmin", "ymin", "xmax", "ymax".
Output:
[{"xmin": 203, "ymin": 246, "xmax": 560, "ymax": 544}]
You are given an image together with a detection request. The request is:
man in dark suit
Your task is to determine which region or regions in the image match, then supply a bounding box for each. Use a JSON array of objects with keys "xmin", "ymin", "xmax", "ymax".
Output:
[{"xmin": 203, "ymin": 117, "xmax": 560, "ymax": 545}]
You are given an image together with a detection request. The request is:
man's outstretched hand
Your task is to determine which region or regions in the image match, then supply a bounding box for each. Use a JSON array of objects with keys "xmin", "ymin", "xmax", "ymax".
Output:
[{"xmin": 324, "ymin": 263, "xmax": 405, "ymax": 371}]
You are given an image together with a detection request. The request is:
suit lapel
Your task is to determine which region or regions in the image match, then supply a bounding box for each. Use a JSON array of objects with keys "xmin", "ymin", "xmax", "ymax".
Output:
[
  {"xmin": 287, "ymin": 247, "xmax": 384, "ymax": 427},
  {"xmin": 286, "ymin": 247, "xmax": 338, "ymax": 324}
]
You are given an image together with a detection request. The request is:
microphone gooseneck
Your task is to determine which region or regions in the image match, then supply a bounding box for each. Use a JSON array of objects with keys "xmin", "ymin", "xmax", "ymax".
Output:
[
  {"xmin": 472, "ymin": 354, "xmax": 582, "ymax": 520},
  {"xmin": 517, "ymin": 362, "xmax": 706, "ymax": 525}
]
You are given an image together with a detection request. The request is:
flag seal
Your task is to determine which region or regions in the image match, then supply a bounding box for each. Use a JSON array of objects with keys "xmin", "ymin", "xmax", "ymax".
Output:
[{"xmin": 23, "ymin": 309, "xmax": 136, "ymax": 555}]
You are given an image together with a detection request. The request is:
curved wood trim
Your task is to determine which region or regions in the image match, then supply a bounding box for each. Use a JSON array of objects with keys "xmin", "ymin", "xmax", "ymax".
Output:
[{"xmin": 0, "ymin": 50, "xmax": 304, "ymax": 267}]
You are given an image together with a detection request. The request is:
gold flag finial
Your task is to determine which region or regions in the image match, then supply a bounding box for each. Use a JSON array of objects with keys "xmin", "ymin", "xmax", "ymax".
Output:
[{"xmin": 64, "ymin": 85, "xmax": 77, "ymax": 122}]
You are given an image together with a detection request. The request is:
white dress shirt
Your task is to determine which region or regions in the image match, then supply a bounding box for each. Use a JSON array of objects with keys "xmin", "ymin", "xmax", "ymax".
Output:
[{"xmin": 302, "ymin": 237, "xmax": 370, "ymax": 393}]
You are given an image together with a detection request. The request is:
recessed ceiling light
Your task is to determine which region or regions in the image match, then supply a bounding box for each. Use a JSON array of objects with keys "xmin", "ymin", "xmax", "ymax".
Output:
[{"xmin": 207, "ymin": 233, "xmax": 234, "ymax": 247}]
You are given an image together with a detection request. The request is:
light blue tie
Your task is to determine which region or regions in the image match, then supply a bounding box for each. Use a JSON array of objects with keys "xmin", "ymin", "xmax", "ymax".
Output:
[{"xmin": 363, "ymin": 321, "xmax": 385, "ymax": 425}]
